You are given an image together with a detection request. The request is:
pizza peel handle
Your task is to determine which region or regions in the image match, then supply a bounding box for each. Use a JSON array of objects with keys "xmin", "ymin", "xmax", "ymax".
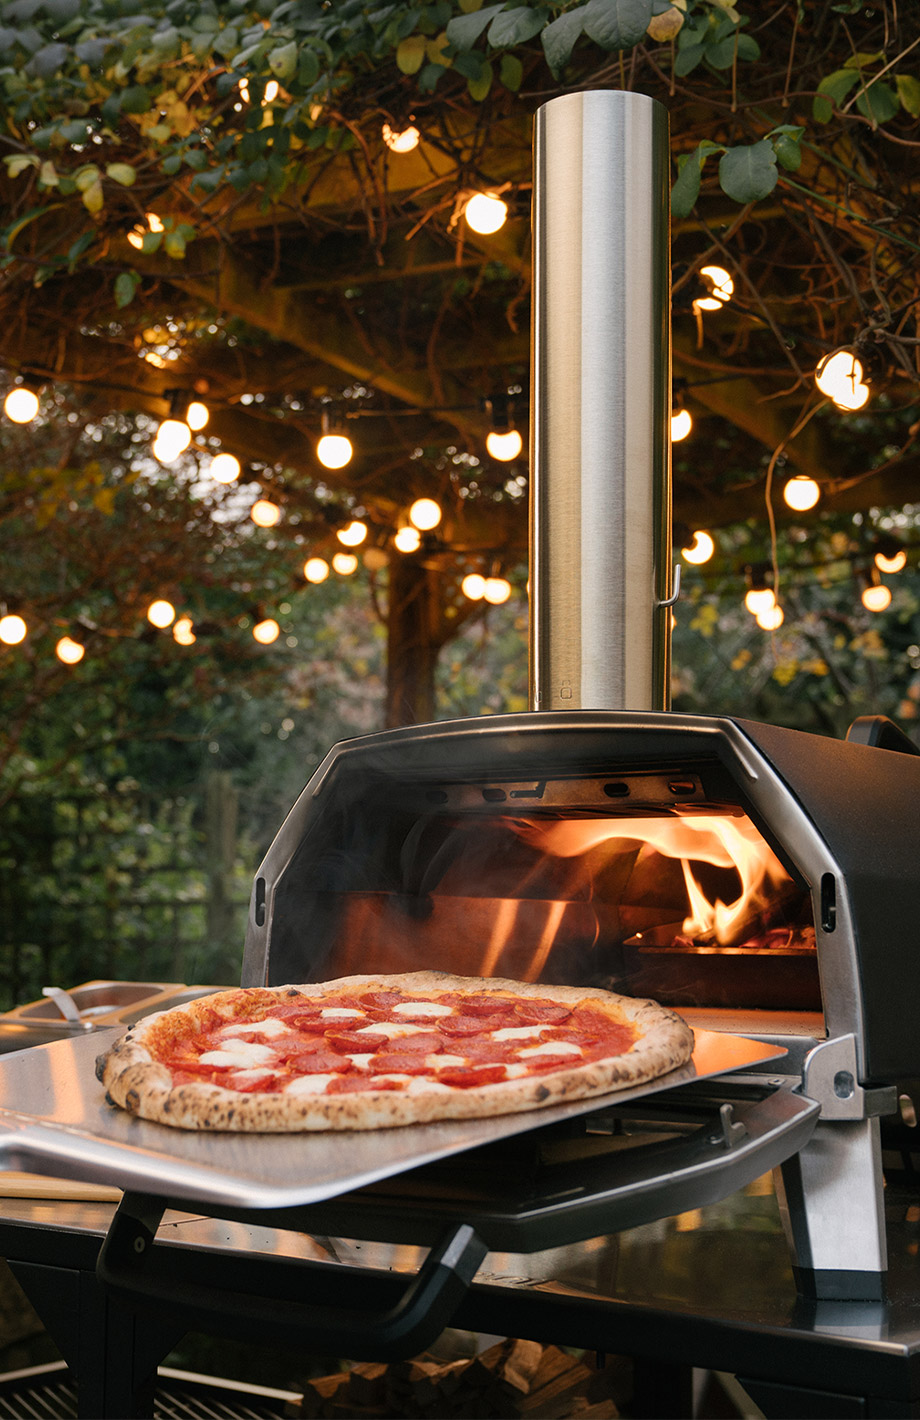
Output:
[{"xmin": 95, "ymin": 1192, "xmax": 488, "ymax": 1361}]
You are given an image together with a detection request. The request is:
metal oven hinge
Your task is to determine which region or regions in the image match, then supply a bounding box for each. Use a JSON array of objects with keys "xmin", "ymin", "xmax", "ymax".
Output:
[{"xmin": 800, "ymin": 1035, "xmax": 897, "ymax": 1121}]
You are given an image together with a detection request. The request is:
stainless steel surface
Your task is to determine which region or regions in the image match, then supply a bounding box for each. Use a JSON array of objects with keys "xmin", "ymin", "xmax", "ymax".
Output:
[
  {"xmin": 0, "ymin": 1027, "xmax": 783, "ymax": 1211},
  {"xmin": 530, "ymin": 90, "xmax": 672, "ymax": 713},
  {"xmin": 776, "ymin": 1116, "xmax": 888, "ymax": 1278}
]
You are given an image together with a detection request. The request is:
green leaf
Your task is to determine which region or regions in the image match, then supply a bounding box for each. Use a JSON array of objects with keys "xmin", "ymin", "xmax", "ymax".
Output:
[
  {"xmin": 487, "ymin": 6, "xmax": 545, "ymax": 48},
  {"xmin": 855, "ymin": 79, "xmax": 899, "ymax": 124},
  {"xmin": 105, "ymin": 162, "xmax": 136, "ymax": 186},
  {"xmin": 73, "ymin": 164, "xmax": 100, "ymax": 192},
  {"xmin": 164, "ymin": 228, "xmax": 186, "ymax": 257},
  {"xmin": 812, "ymin": 67, "xmax": 859, "ymax": 121},
  {"xmin": 119, "ymin": 84, "xmax": 150, "ymax": 115},
  {"xmin": 396, "ymin": 32, "xmax": 426, "ymax": 72},
  {"xmin": 5, "ymin": 153, "xmax": 38, "ymax": 178},
  {"xmin": 114, "ymin": 270, "xmax": 140, "ymax": 307},
  {"xmin": 670, "ymin": 140, "xmax": 723, "ymax": 218},
  {"xmin": 718, "ymin": 140, "xmax": 778, "ymax": 204},
  {"xmin": 81, "ymin": 177, "xmax": 104, "ymax": 214},
  {"xmin": 298, "ymin": 46, "xmax": 319, "ymax": 86},
  {"xmin": 268, "ymin": 38, "xmax": 297, "ymax": 80},
  {"xmin": 66, "ymin": 229, "xmax": 95, "ymax": 268},
  {"xmin": 896, "ymin": 73, "xmax": 920, "ymax": 118},
  {"xmin": 540, "ymin": 8, "xmax": 585, "ymax": 75},
  {"xmin": 499, "ymin": 50, "xmax": 523, "ymax": 90},
  {"xmin": 140, "ymin": 229, "xmax": 163, "ymax": 253},
  {"xmin": 467, "ymin": 55, "xmax": 492, "ymax": 99},
  {"xmin": 582, "ymin": 0, "xmax": 653, "ymax": 52},
  {"xmin": 772, "ymin": 132, "xmax": 802, "ymax": 171},
  {"xmin": 444, "ymin": 3, "xmax": 503, "ymax": 50}
]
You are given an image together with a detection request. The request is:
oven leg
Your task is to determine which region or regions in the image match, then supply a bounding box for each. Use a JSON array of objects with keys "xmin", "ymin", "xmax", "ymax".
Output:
[
  {"xmin": 774, "ymin": 1116, "xmax": 887, "ymax": 1301},
  {"xmin": 9, "ymin": 1258, "xmax": 184, "ymax": 1419}
]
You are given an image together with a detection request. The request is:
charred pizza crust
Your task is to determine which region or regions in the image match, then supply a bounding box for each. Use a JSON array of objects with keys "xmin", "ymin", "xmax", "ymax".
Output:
[{"xmin": 97, "ymin": 972, "xmax": 694, "ymax": 1133}]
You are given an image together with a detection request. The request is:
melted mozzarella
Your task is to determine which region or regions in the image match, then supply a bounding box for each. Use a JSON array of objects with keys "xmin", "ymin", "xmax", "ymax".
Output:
[
  {"xmin": 391, "ymin": 1001, "xmax": 452, "ymax": 1018},
  {"xmin": 491, "ymin": 1024, "xmax": 550, "ymax": 1041},
  {"xmin": 426, "ymin": 1053, "xmax": 466, "ymax": 1069},
  {"xmin": 199, "ymin": 1042, "xmax": 276, "ymax": 1068},
  {"xmin": 354, "ymin": 1021, "xmax": 427, "ymax": 1039},
  {"xmin": 319, "ymin": 1007, "xmax": 365, "ymax": 1020},
  {"xmin": 518, "ymin": 1040, "xmax": 583, "ymax": 1059},
  {"xmin": 368, "ymin": 1073, "xmax": 411, "ymax": 1085},
  {"xmin": 230, "ymin": 1067, "xmax": 278, "ymax": 1083},
  {"xmin": 221, "ymin": 1017, "xmax": 290, "ymax": 1039},
  {"xmin": 284, "ymin": 1073, "xmax": 336, "ymax": 1096},
  {"xmin": 504, "ymin": 1063, "xmax": 530, "ymax": 1078},
  {"xmin": 406, "ymin": 1078, "xmax": 453, "ymax": 1094},
  {"xmin": 345, "ymin": 1053, "xmax": 375, "ymax": 1070}
]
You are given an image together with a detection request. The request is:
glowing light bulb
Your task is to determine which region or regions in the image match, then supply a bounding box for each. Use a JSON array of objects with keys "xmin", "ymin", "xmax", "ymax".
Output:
[
  {"xmin": 394, "ymin": 526, "xmax": 421, "ymax": 553},
  {"xmin": 464, "ymin": 192, "xmax": 508, "ymax": 235},
  {"xmin": 382, "ymin": 122, "xmax": 420, "ymax": 153},
  {"xmin": 147, "ymin": 599, "xmax": 175, "ymax": 628},
  {"xmin": 4, "ymin": 387, "xmax": 39, "ymax": 423},
  {"xmin": 337, "ymin": 520, "xmax": 368, "ymax": 547},
  {"xmin": 486, "ymin": 428, "xmax": 523, "ymax": 462},
  {"xmin": 815, "ymin": 351, "xmax": 870, "ymax": 411},
  {"xmin": 756, "ymin": 603, "xmax": 785, "ymax": 630},
  {"xmin": 55, "ymin": 635, "xmax": 85, "ymax": 664},
  {"xmin": 264, "ymin": 80, "xmax": 279, "ymax": 102},
  {"xmin": 147, "ymin": 213, "xmax": 164, "ymax": 232},
  {"xmin": 303, "ymin": 557, "xmax": 330, "ymax": 583},
  {"xmin": 862, "ymin": 583, "xmax": 892, "ymax": 613},
  {"xmin": 671, "ymin": 408, "xmax": 692, "ymax": 442},
  {"xmin": 253, "ymin": 618, "xmax": 280, "ymax": 644},
  {"xmin": 461, "ymin": 573, "xmax": 486, "ymax": 600},
  {"xmin": 874, "ymin": 549, "xmax": 907, "ymax": 574},
  {"xmin": 209, "ymin": 452, "xmax": 241, "ymax": 484},
  {"xmin": 745, "ymin": 587, "xmax": 775, "ymax": 616},
  {"xmin": 153, "ymin": 418, "xmax": 191, "ymax": 463},
  {"xmin": 332, "ymin": 552, "xmax": 358, "ymax": 575},
  {"xmin": 127, "ymin": 227, "xmax": 145, "ymax": 250},
  {"xmin": 681, "ymin": 530, "xmax": 714, "ymax": 564},
  {"xmin": 316, "ymin": 433, "xmax": 353, "ymax": 469},
  {"xmin": 186, "ymin": 400, "xmax": 209, "ymax": 431},
  {"xmin": 408, "ymin": 498, "xmax": 442, "ymax": 531},
  {"xmin": 0, "ymin": 614, "xmax": 27, "ymax": 645},
  {"xmin": 483, "ymin": 576, "xmax": 512, "ymax": 605},
  {"xmin": 693, "ymin": 264, "xmax": 734, "ymax": 311},
  {"xmin": 173, "ymin": 617, "xmax": 196, "ymax": 645},
  {"xmin": 783, "ymin": 475, "xmax": 821, "ymax": 512},
  {"xmin": 250, "ymin": 499, "xmax": 281, "ymax": 527}
]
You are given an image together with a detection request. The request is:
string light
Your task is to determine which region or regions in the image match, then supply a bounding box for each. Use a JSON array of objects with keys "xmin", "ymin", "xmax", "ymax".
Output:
[
  {"xmin": 671, "ymin": 408, "xmax": 693, "ymax": 442},
  {"xmin": 337, "ymin": 520, "xmax": 368, "ymax": 547},
  {"xmin": 861, "ymin": 566, "xmax": 892, "ymax": 612},
  {"xmin": 756, "ymin": 603, "xmax": 784, "ymax": 630},
  {"xmin": 186, "ymin": 400, "xmax": 209, "ymax": 431},
  {"xmin": 153, "ymin": 419, "xmax": 191, "ymax": 463},
  {"xmin": 250, "ymin": 499, "xmax": 281, "ymax": 527},
  {"xmin": 394, "ymin": 526, "xmax": 421, "ymax": 553},
  {"xmin": 815, "ymin": 350, "xmax": 870, "ymax": 411},
  {"xmin": 681, "ymin": 530, "xmax": 714, "ymax": 564},
  {"xmin": 172, "ymin": 617, "xmax": 196, "ymax": 645},
  {"xmin": 316, "ymin": 410, "xmax": 353, "ymax": 470},
  {"xmin": 486, "ymin": 428, "xmax": 523, "ymax": 461},
  {"xmin": 382, "ymin": 122, "xmax": 420, "ymax": 153},
  {"xmin": 408, "ymin": 498, "xmax": 442, "ymax": 531},
  {"xmin": 303, "ymin": 557, "xmax": 330, "ymax": 583},
  {"xmin": 783, "ymin": 475, "xmax": 821, "ymax": 511},
  {"xmin": 693, "ymin": 265, "xmax": 734, "ymax": 312},
  {"xmin": 873, "ymin": 535, "xmax": 907, "ymax": 574},
  {"xmin": 239, "ymin": 78, "xmax": 280, "ymax": 104},
  {"xmin": 146, "ymin": 599, "xmax": 175, "ymax": 629},
  {"xmin": 464, "ymin": 192, "xmax": 508, "ymax": 235},
  {"xmin": 127, "ymin": 212, "xmax": 164, "ymax": 250},
  {"xmin": 208, "ymin": 452, "xmax": 241, "ymax": 484},
  {"xmin": 55, "ymin": 635, "xmax": 85, "ymax": 664},
  {"xmin": 483, "ymin": 576, "xmax": 512, "ymax": 605},
  {"xmin": 332, "ymin": 552, "xmax": 358, "ymax": 575},
  {"xmin": 0, "ymin": 614, "xmax": 27, "ymax": 645},
  {"xmin": 252, "ymin": 618, "xmax": 280, "ymax": 644},
  {"xmin": 3, "ymin": 384, "xmax": 40, "ymax": 424},
  {"xmin": 461, "ymin": 573, "xmax": 486, "ymax": 600}
]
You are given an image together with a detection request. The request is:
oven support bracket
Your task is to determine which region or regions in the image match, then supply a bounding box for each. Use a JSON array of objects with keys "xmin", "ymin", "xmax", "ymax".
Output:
[{"xmin": 774, "ymin": 1036, "xmax": 896, "ymax": 1302}]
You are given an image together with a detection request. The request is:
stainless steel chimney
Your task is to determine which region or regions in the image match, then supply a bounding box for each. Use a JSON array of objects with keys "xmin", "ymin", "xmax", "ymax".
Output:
[{"xmin": 529, "ymin": 90, "xmax": 672, "ymax": 712}]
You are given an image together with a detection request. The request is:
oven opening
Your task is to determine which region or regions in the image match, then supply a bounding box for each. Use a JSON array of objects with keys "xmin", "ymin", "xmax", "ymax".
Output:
[{"xmin": 268, "ymin": 762, "xmax": 820, "ymax": 1014}]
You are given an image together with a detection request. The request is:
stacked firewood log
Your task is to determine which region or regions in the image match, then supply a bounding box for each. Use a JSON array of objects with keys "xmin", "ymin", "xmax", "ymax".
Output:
[{"xmin": 299, "ymin": 1339, "xmax": 626, "ymax": 1418}]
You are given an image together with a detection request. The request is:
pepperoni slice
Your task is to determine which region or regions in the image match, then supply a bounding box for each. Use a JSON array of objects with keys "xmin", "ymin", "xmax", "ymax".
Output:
[
  {"xmin": 438, "ymin": 1014, "xmax": 505, "ymax": 1037},
  {"xmin": 227, "ymin": 1072, "xmax": 283, "ymax": 1094},
  {"xmin": 325, "ymin": 1075, "xmax": 406, "ymax": 1093},
  {"xmin": 275, "ymin": 1035, "xmax": 327, "ymax": 1057},
  {"xmin": 459, "ymin": 1039, "xmax": 521, "ymax": 1064},
  {"xmin": 325, "ymin": 1030, "xmax": 389, "ymax": 1053},
  {"xmin": 369, "ymin": 1053, "xmax": 433, "ymax": 1075},
  {"xmin": 436, "ymin": 1065, "xmax": 507, "ymax": 1088},
  {"xmin": 358, "ymin": 991, "xmax": 407, "ymax": 1011},
  {"xmin": 379, "ymin": 1031, "xmax": 443, "ymax": 1054},
  {"xmin": 455, "ymin": 997, "xmax": 511, "ymax": 1017},
  {"xmin": 514, "ymin": 1002, "xmax": 573, "ymax": 1024},
  {"xmin": 283, "ymin": 1051, "xmax": 352, "ymax": 1074}
]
